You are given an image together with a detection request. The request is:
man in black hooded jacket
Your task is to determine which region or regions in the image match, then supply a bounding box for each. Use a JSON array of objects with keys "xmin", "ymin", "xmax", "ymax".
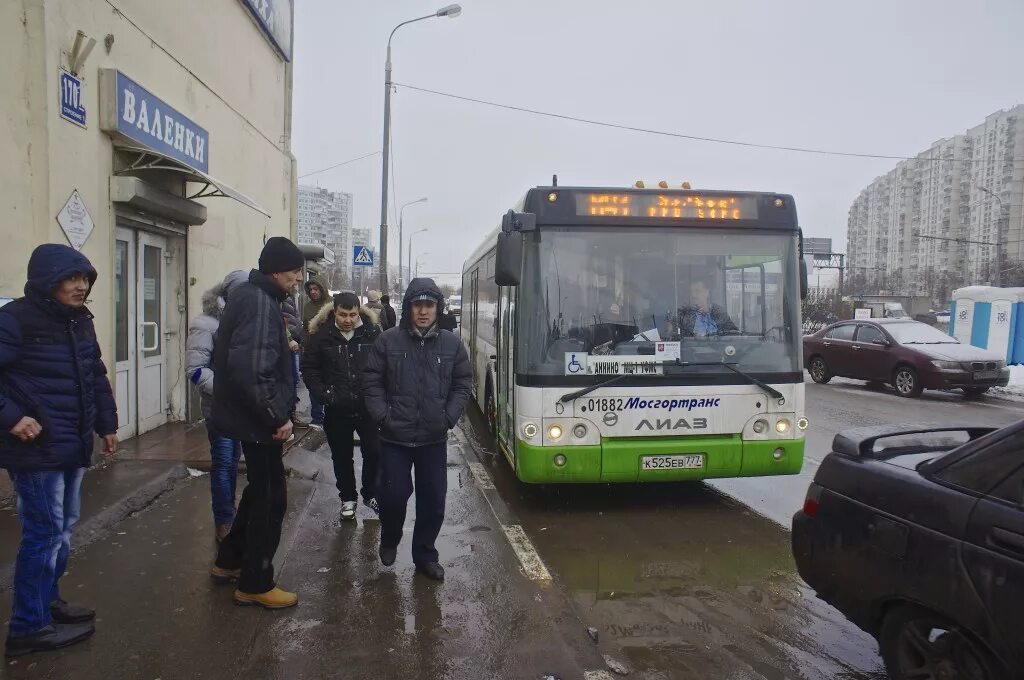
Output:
[{"xmin": 363, "ymin": 278, "xmax": 473, "ymax": 581}]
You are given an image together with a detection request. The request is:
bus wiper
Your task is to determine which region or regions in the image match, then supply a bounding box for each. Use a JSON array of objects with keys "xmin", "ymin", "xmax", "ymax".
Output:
[
  {"xmin": 558, "ymin": 375, "xmax": 629, "ymax": 403},
  {"xmin": 670, "ymin": 360, "xmax": 784, "ymax": 400}
]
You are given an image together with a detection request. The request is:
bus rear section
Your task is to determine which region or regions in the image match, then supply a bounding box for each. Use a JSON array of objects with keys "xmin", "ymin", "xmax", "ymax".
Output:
[{"xmin": 463, "ymin": 185, "xmax": 808, "ymax": 484}]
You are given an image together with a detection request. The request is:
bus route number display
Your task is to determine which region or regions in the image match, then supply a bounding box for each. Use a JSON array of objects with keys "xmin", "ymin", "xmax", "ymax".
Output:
[{"xmin": 576, "ymin": 193, "xmax": 758, "ymax": 220}]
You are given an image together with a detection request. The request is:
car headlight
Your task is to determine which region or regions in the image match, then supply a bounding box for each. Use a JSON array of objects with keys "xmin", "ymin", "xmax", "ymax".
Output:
[{"xmin": 932, "ymin": 360, "xmax": 960, "ymax": 370}]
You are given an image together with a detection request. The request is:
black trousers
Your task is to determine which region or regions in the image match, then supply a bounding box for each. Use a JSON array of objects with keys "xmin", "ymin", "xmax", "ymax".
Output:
[
  {"xmin": 323, "ymin": 406, "xmax": 380, "ymax": 502},
  {"xmin": 378, "ymin": 441, "xmax": 447, "ymax": 564},
  {"xmin": 215, "ymin": 441, "xmax": 286, "ymax": 594}
]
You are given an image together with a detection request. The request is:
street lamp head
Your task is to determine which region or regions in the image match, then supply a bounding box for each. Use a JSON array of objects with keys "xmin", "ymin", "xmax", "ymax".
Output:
[{"xmin": 436, "ymin": 4, "xmax": 462, "ymax": 18}]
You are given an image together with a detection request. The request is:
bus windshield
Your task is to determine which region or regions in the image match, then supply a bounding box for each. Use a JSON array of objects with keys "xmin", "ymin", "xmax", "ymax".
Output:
[{"xmin": 518, "ymin": 227, "xmax": 801, "ymax": 377}]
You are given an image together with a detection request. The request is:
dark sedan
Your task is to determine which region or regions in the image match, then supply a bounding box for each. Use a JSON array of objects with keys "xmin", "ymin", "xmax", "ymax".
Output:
[
  {"xmin": 793, "ymin": 422, "xmax": 1024, "ymax": 679},
  {"xmin": 804, "ymin": 319, "xmax": 1009, "ymax": 398}
]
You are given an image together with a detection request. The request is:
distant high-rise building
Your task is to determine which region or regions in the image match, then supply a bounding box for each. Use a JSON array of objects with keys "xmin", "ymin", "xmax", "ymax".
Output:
[
  {"xmin": 297, "ymin": 185, "xmax": 353, "ymax": 287},
  {"xmin": 847, "ymin": 105, "xmax": 1024, "ymax": 300}
]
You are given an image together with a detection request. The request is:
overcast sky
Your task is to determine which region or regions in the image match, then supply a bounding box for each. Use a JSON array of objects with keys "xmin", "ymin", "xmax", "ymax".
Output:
[{"xmin": 292, "ymin": 0, "xmax": 1024, "ymax": 285}]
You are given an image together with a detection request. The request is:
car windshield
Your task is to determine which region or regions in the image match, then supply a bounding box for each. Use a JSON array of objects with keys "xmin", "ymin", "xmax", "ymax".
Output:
[
  {"xmin": 517, "ymin": 227, "xmax": 801, "ymax": 376},
  {"xmin": 887, "ymin": 322, "xmax": 959, "ymax": 345}
]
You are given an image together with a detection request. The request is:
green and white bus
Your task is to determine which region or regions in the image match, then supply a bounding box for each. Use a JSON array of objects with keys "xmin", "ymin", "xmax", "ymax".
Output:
[{"xmin": 462, "ymin": 183, "xmax": 809, "ymax": 483}]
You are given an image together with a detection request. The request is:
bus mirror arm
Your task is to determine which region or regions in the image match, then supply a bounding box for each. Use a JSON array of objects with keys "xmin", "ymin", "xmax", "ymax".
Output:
[{"xmin": 501, "ymin": 210, "xmax": 537, "ymax": 233}]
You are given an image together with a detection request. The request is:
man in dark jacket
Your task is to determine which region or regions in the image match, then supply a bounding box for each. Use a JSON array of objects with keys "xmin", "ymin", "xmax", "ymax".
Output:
[
  {"xmin": 0, "ymin": 244, "xmax": 118, "ymax": 656},
  {"xmin": 301, "ymin": 293, "xmax": 381, "ymax": 521},
  {"xmin": 364, "ymin": 278, "xmax": 473, "ymax": 581},
  {"xmin": 379, "ymin": 294, "xmax": 397, "ymax": 330},
  {"xmin": 300, "ymin": 276, "xmax": 331, "ymax": 428},
  {"xmin": 209, "ymin": 236, "xmax": 304, "ymax": 610}
]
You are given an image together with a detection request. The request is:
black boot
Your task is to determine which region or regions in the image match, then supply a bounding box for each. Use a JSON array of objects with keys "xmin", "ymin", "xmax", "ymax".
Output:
[
  {"xmin": 415, "ymin": 562, "xmax": 445, "ymax": 581},
  {"xmin": 379, "ymin": 544, "xmax": 397, "ymax": 567},
  {"xmin": 5, "ymin": 622, "xmax": 95, "ymax": 657},
  {"xmin": 50, "ymin": 599, "xmax": 95, "ymax": 624}
]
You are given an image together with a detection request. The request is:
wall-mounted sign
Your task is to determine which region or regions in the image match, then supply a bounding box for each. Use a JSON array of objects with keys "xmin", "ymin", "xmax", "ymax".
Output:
[
  {"xmin": 99, "ymin": 70, "xmax": 210, "ymax": 174},
  {"xmin": 56, "ymin": 190, "xmax": 95, "ymax": 251},
  {"xmin": 239, "ymin": 0, "xmax": 292, "ymax": 61},
  {"xmin": 59, "ymin": 69, "xmax": 87, "ymax": 128}
]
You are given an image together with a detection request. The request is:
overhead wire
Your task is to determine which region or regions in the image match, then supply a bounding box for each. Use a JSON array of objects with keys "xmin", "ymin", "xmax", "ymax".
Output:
[
  {"xmin": 393, "ymin": 82, "xmax": 1024, "ymax": 165},
  {"xmin": 298, "ymin": 151, "xmax": 381, "ymax": 179}
]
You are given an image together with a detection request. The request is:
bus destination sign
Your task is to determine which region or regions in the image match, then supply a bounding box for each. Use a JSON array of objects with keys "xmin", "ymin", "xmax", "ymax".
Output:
[{"xmin": 576, "ymin": 193, "xmax": 758, "ymax": 221}]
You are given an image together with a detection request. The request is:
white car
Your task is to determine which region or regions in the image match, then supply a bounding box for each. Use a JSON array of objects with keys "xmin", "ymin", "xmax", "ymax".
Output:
[{"xmin": 448, "ymin": 295, "xmax": 461, "ymax": 316}]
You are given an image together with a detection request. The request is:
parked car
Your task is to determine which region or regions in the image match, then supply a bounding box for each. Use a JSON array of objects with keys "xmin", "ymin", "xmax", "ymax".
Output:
[
  {"xmin": 448, "ymin": 294, "xmax": 462, "ymax": 317},
  {"xmin": 803, "ymin": 318, "xmax": 1009, "ymax": 398},
  {"xmin": 792, "ymin": 422, "xmax": 1024, "ymax": 679}
]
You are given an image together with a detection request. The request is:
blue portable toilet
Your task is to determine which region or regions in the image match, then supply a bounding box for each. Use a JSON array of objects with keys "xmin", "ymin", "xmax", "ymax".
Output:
[{"xmin": 952, "ymin": 286, "xmax": 1023, "ymax": 363}]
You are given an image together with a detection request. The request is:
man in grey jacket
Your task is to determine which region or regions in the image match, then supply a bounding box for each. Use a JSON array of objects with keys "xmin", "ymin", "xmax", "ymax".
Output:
[
  {"xmin": 363, "ymin": 278, "xmax": 473, "ymax": 581},
  {"xmin": 185, "ymin": 271, "xmax": 248, "ymax": 542}
]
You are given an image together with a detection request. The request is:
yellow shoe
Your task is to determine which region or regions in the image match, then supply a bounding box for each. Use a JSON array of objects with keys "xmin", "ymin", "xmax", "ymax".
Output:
[
  {"xmin": 210, "ymin": 565, "xmax": 241, "ymax": 583},
  {"xmin": 234, "ymin": 587, "xmax": 298, "ymax": 609}
]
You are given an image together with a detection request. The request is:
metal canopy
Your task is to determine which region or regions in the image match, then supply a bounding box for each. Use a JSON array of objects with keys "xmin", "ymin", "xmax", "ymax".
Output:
[{"xmin": 112, "ymin": 144, "xmax": 270, "ymax": 218}]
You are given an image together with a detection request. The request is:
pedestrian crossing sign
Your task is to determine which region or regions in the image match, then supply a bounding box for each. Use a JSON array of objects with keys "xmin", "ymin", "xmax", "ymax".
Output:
[{"xmin": 352, "ymin": 245, "xmax": 374, "ymax": 267}]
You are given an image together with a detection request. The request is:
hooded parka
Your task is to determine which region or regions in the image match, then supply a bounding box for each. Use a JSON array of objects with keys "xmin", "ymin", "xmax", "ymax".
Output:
[
  {"xmin": 302, "ymin": 276, "xmax": 331, "ymax": 335},
  {"xmin": 0, "ymin": 245, "xmax": 118, "ymax": 470},
  {"xmin": 185, "ymin": 270, "xmax": 249, "ymax": 419},
  {"xmin": 301, "ymin": 304, "xmax": 380, "ymax": 414},
  {"xmin": 363, "ymin": 278, "xmax": 473, "ymax": 446}
]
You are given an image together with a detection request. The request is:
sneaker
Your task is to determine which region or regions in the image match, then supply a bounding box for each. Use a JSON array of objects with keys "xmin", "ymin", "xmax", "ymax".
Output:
[
  {"xmin": 340, "ymin": 501, "xmax": 357, "ymax": 521},
  {"xmin": 49, "ymin": 599, "xmax": 95, "ymax": 624},
  {"xmin": 379, "ymin": 544, "xmax": 397, "ymax": 567},
  {"xmin": 415, "ymin": 562, "xmax": 445, "ymax": 581},
  {"xmin": 233, "ymin": 587, "xmax": 298, "ymax": 610},
  {"xmin": 5, "ymin": 622, "xmax": 95, "ymax": 657},
  {"xmin": 363, "ymin": 497, "xmax": 379, "ymax": 515}
]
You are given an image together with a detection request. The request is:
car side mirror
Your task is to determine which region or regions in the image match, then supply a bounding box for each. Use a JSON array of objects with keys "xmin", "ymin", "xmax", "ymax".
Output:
[{"xmin": 871, "ymin": 339, "xmax": 890, "ymax": 347}]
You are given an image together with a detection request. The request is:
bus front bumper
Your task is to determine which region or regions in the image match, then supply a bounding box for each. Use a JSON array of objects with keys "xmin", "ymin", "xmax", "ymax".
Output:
[{"xmin": 515, "ymin": 435, "xmax": 804, "ymax": 483}]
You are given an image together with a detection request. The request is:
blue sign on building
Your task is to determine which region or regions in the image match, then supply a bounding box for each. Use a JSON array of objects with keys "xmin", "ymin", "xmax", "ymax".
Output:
[
  {"xmin": 59, "ymin": 70, "xmax": 86, "ymax": 128},
  {"xmin": 353, "ymin": 246, "xmax": 374, "ymax": 267},
  {"xmin": 240, "ymin": 0, "xmax": 293, "ymax": 61},
  {"xmin": 100, "ymin": 70, "xmax": 210, "ymax": 174}
]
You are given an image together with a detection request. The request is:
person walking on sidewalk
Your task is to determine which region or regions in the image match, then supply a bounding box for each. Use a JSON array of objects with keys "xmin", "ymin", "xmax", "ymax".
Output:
[
  {"xmin": 0, "ymin": 244, "xmax": 118, "ymax": 656},
  {"xmin": 301, "ymin": 276, "xmax": 331, "ymax": 428},
  {"xmin": 301, "ymin": 292, "xmax": 381, "ymax": 522},
  {"xmin": 363, "ymin": 278, "xmax": 472, "ymax": 581},
  {"xmin": 208, "ymin": 237, "xmax": 304, "ymax": 610},
  {"xmin": 186, "ymin": 270, "xmax": 248, "ymax": 543},
  {"xmin": 379, "ymin": 294, "xmax": 397, "ymax": 330}
]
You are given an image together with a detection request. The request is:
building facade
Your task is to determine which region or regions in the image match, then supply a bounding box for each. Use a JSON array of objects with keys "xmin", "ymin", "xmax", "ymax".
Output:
[
  {"xmin": 297, "ymin": 185, "xmax": 353, "ymax": 288},
  {"xmin": 1, "ymin": 0, "xmax": 296, "ymax": 440},
  {"xmin": 847, "ymin": 106, "xmax": 1024, "ymax": 301}
]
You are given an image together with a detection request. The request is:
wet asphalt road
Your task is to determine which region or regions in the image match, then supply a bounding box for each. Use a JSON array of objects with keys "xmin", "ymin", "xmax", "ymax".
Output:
[{"xmin": 460, "ymin": 379, "xmax": 1024, "ymax": 680}]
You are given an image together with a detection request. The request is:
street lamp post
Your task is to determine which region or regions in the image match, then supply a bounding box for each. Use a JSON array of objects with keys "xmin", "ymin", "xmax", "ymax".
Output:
[
  {"xmin": 378, "ymin": 5, "xmax": 462, "ymax": 294},
  {"xmin": 407, "ymin": 228, "xmax": 428, "ymax": 284},
  {"xmin": 415, "ymin": 253, "xmax": 431, "ymax": 279},
  {"xmin": 399, "ymin": 197, "xmax": 428, "ymax": 292}
]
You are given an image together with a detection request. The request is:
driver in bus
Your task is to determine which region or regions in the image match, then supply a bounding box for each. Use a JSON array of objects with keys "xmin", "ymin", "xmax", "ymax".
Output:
[{"xmin": 677, "ymin": 277, "xmax": 738, "ymax": 337}]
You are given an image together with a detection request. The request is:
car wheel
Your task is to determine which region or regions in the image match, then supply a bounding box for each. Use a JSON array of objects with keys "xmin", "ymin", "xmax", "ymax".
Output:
[
  {"xmin": 893, "ymin": 366, "xmax": 923, "ymax": 398},
  {"xmin": 880, "ymin": 605, "xmax": 1003, "ymax": 680},
  {"xmin": 809, "ymin": 357, "xmax": 832, "ymax": 384},
  {"xmin": 963, "ymin": 387, "xmax": 989, "ymax": 400}
]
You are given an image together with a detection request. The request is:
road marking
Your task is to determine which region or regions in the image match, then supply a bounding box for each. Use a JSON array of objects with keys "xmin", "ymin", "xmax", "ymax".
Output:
[
  {"xmin": 467, "ymin": 461, "xmax": 495, "ymax": 489},
  {"xmin": 501, "ymin": 524, "xmax": 553, "ymax": 582}
]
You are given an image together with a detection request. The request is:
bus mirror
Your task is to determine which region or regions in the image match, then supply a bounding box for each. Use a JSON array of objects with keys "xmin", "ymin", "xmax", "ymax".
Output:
[
  {"xmin": 799, "ymin": 258, "xmax": 809, "ymax": 300},
  {"xmin": 495, "ymin": 232, "xmax": 522, "ymax": 286},
  {"xmin": 501, "ymin": 210, "xmax": 537, "ymax": 234}
]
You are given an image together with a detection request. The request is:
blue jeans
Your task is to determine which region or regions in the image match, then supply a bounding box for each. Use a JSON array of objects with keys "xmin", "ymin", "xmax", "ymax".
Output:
[
  {"xmin": 208, "ymin": 428, "xmax": 243, "ymax": 525},
  {"xmin": 8, "ymin": 468, "xmax": 85, "ymax": 637}
]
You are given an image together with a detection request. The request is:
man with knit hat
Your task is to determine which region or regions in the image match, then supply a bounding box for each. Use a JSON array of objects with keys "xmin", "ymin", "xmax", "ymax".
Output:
[{"xmin": 209, "ymin": 236, "xmax": 304, "ymax": 609}]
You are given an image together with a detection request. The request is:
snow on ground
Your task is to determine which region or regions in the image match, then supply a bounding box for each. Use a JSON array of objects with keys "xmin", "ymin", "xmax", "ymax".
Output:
[{"xmin": 989, "ymin": 364, "xmax": 1024, "ymax": 400}]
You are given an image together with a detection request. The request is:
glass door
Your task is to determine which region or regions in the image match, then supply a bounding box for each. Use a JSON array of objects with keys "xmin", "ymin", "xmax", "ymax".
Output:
[
  {"xmin": 136, "ymin": 232, "xmax": 168, "ymax": 434},
  {"xmin": 114, "ymin": 228, "xmax": 137, "ymax": 441}
]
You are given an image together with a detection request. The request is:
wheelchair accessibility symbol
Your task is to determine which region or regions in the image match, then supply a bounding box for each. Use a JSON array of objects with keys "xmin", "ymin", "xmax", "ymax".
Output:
[{"xmin": 564, "ymin": 352, "xmax": 587, "ymax": 375}]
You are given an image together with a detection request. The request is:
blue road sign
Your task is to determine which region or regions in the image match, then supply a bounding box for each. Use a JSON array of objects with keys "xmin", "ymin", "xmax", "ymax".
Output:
[
  {"xmin": 59, "ymin": 70, "xmax": 86, "ymax": 128},
  {"xmin": 352, "ymin": 245, "xmax": 374, "ymax": 267}
]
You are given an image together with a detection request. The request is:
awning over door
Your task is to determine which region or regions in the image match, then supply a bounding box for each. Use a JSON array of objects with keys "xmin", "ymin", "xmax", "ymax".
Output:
[{"xmin": 113, "ymin": 144, "xmax": 270, "ymax": 217}]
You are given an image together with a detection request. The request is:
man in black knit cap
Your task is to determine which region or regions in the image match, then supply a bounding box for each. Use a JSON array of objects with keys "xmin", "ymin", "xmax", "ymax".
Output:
[{"xmin": 208, "ymin": 236, "xmax": 305, "ymax": 609}]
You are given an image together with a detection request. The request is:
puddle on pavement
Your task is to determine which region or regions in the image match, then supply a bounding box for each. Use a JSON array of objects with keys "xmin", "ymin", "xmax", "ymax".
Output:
[{"xmin": 460, "ymin": 408, "xmax": 887, "ymax": 680}]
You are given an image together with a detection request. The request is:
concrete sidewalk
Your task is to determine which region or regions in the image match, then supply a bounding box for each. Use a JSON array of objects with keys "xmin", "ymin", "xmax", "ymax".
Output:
[{"xmin": 0, "ymin": 431, "xmax": 604, "ymax": 679}]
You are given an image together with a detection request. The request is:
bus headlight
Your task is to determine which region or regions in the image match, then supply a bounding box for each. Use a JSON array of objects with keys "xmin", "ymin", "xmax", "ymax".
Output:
[
  {"xmin": 548, "ymin": 424, "xmax": 564, "ymax": 441},
  {"xmin": 522, "ymin": 422, "xmax": 538, "ymax": 439},
  {"xmin": 553, "ymin": 454, "xmax": 567, "ymax": 467},
  {"xmin": 775, "ymin": 419, "xmax": 791, "ymax": 434},
  {"xmin": 753, "ymin": 419, "xmax": 769, "ymax": 434},
  {"xmin": 773, "ymin": 447, "xmax": 785, "ymax": 460},
  {"xmin": 797, "ymin": 417, "xmax": 809, "ymax": 431},
  {"xmin": 572, "ymin": 424, "xmax": 588, "ymax": 439}
]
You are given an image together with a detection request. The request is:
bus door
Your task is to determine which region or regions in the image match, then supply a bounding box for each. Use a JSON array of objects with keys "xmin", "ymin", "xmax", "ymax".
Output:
[
  {"xmin": 497, "ymin": 286, "xmax": 515, "ymax": 446},
  {"xmin": 469, "ymin": 269, "xmax": 479, "ymax": 385}
]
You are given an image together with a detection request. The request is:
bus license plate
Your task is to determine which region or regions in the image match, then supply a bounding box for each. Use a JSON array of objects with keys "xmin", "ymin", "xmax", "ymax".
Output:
[{"xmin": 641, "ymin": 454, "xmax": 704, "ymax": 471}]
